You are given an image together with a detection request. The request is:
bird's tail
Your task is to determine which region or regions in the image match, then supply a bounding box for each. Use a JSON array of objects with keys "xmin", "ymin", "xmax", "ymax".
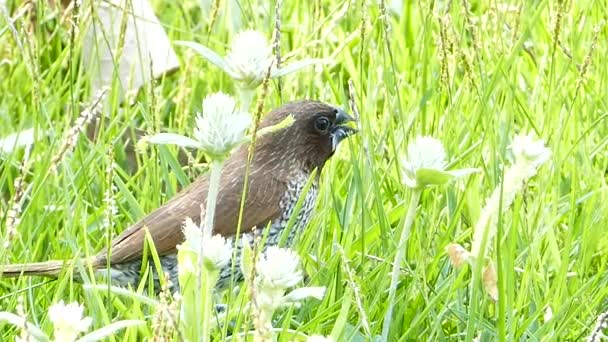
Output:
[{"xmin": 1, "ymin": 260, "xmax": 69, "ymax": 278}]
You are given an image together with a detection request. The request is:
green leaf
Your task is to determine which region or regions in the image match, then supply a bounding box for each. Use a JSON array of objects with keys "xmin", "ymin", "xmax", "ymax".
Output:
[
  {"xmin": 413, "ymin": 167, "xmax": 479, "ymax": 188},
  {"xmin": 254, "ymin": 114, "xmax": 295, "ymax": 138},
  {"xmin": 446, "ymin": 168, "xmax": 481, "ymax": 178},
  {"xmin": 77, "ymin": 320, "xmax": 145, "ymax": 342},
  {"xmin": 147, "ymin": 133, "xmax": 201, "ymax": 149},
  {"xmin": 271, "ymin": 58, "xmax": 329, "ymax": 78},
  {"xmin": 174, "ymin": 40, "xmax": 229, "ymax": 73},
  {"xmin": 240, "ymin": 240, "xmax": 253, "ymax": 280},
  {"xmin": 0, "ymin": 312, "xmax": 49, "ymax": 341},
  {"xmin": 283, "ymin": 286, "xmax": 326, "ymax": 302},
  {"xmin": 82, "ymin": 285, "xmax": 159, "ymax": 306},
  {"xmin": 330, "ymin": 289, "xmax": 353, "ymax": 340},
  {"xmin": 415, "ymin": 168, "xmax": 453, "ymax": 187}
]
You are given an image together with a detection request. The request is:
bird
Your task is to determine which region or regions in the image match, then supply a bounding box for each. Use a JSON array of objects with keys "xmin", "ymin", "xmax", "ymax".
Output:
[{"xmin": 1, "ymin": 100, "xmax": 357, "ymax": 293}]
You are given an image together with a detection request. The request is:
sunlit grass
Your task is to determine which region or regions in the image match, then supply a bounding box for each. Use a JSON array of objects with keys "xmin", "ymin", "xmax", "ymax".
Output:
[{"xmin": 1, "ymin": 0, "xmax": 607, "ymax": 340}]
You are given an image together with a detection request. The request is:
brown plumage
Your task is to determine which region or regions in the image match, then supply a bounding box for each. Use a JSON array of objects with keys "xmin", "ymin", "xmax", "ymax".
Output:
[{"xmin": 1, "ymin": 100, "xmax": 357, "ymax": 291}]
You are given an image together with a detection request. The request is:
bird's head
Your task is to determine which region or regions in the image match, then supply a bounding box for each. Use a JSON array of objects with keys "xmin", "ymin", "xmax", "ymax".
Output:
[{"xmin": 256, "ymin": 100, "xmax": 358, "ymax": 171}]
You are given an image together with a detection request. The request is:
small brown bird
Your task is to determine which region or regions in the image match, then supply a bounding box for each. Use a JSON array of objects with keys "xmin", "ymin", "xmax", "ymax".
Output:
[{"xmin": 1, "ymin": 100, "xmax": 357, "ymax": 292}]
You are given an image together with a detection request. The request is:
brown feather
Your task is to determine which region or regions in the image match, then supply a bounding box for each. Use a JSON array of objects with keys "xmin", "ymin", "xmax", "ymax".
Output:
[{"xmin": 1, "ymin": 260, "xmax": 70, "ymax": 278}]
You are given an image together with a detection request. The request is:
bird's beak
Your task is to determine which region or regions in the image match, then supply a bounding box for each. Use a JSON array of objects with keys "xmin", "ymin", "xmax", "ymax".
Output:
[{"xmin": 331, "ymin": 108, "xmax": 358, "ymax": 151}]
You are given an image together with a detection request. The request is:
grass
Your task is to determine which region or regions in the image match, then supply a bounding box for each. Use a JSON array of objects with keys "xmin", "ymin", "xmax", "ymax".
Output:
[{"xmin": 1, "ymin": 0, "xmax": 607, "ymax": 340}]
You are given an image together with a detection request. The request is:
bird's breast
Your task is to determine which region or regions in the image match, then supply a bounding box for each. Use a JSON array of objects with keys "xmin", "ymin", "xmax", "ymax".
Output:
[
  {"xmin": 267, "ymin": 170, "xmax": 320, "ymax": 247},
  {"xmin": 215, "ymin": 171, "xmax": 319, "ymax": 290}
]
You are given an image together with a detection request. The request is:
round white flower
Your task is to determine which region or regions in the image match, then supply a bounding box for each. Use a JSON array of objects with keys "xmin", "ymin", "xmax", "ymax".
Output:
[
  {"xmin": 180, "ymin": 217, "xmax": 203, "ymax": 251},
  {"xmin": 511, "ymin": 133, "xmax": 551, "ymax": 167},
  {"xmin": 404, "ymin": 136, "xmax": 447, "ymax": 172},
  {"xmin": 401, "ymin": 136, "xmax": 447, "ymax": 188},
  {"xmin": 193, "ymin": 92, "xmax": 251, "ymax": 157},
  {"xmin": 257, "ymin": 247, "xmax": 302, "ymax": 288},
  {"xmin": 202, "ymin": 234, "xmax": 233, "ymax": 269},
  {"xmin": 179, "ymin": 217, "xmax": 233, "ymax": 270},
  {"xmin": 224, "ymin": 30, "xmax": 274, "ymax": 88},
  {"xmin": 401, "ymin": 135, "xmax": 479, "ymax": 189},
  {"xmin": 48, "ymin": 300, "xmax": 92, "ymax": 341}
]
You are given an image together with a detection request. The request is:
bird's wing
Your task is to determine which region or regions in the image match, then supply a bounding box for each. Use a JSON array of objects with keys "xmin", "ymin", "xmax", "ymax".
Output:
[
  {"xmin": 97, "ymin": 176, "xmax": 209, "ymax": 266},
  {"xmin": 96, "ymin": 149, "xmax": 287, "ymax": 266},
  {"xmin": 212, "ymin": 160, "xmax": 286, "ymax": 238}
]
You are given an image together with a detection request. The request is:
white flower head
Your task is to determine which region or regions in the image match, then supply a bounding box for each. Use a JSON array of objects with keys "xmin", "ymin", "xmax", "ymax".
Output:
[
  {"xmin": 224, "ymin": 30, "xmax": 274, "ymax": 89},
  {"xmin": 511, "ymin": 133, "xmax": 551, "ymax": 167},
  {"xmin": 202, "ymin": 234, "xmax": 233, "ymax": 269},
  {"xmin": 48, "ymin": 300, "xmax": 92, "ymax": 341},
  {"xmin": 404, "ymin": 136, "xmax": 447, "ymax": 172},
  {"xmin": 144, "ymin": 92, "xmax": 250, "ymax": 160},
  {"xmin": 193, "ymin": 92, "xmax": 251, "ymax": 158},
  {"xmin": 175, "ymin": 34, "xmax": 327, "ymax": 107},
  {"xmin": 180, "ymin": 217, "xmax": 203, "ymax": 251},
  {"xmin": 257, "ymin": 247, "xmax": 303, "ymax": 288},
  {"xmin": 471, "ymin": 133, "xmax": 551, "ymax": 258},
  {"xmin": 402, "ymin": 136, "xmax": 479, "ymax": 189},
  {"xmin": 179, "ymin": 217, "xmax": 233, "ymax": 270}
]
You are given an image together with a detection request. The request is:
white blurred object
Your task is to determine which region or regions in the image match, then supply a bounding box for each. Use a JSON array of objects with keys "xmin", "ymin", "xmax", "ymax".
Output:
[
  {"xmin": 0, "ymin": 128, "xmax": 36, "ymax": 155},
  {"xmin": 83, "ymin": 0, "xmax": 180, "ymax": 104},
  {"xmin": 389, "ymin": 0, "xmax": 403, "ymax": 16}
]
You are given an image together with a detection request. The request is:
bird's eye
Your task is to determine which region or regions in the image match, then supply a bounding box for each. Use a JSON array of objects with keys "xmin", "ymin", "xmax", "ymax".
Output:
[{"xmin": 314, "ymin": 116, "xmax": 331, "ymax": 133}]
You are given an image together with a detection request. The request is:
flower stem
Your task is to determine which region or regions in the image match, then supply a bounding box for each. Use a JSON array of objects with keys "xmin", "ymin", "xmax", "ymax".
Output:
[
  {"xmin": 195, "ymin": 158, "xmax": 223, "ymax": 341},
  {"xmin": 381, "ymin": 188, "xmax": 422, "ymax": 341},
  {"xmin": 237, "ymin": 87, "xmax": 255, "ymax": 113},
  {"xmin": 201, "ymin": 265, "xmax": 218, "ymax": 342},
  {"xmin": 178, "ymin": 251, "xmax": 201, "ymax": 339},
  {"xmin": 204, "ymin": 159, "xmax": 223, "ymax": 237}
]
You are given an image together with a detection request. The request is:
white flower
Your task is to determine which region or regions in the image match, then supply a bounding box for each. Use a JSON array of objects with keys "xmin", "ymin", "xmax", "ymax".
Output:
[
  {"xmin": 175, "ymin": 32, "xmax": 327, "ymax": 92},
  {"xmin": 193, "ymin": 92, "xmax": 251, "ymax": 157},
  {"xmin": 257, "ymin": 247, "xmax": 302, "ymax": 288},
  {"xmin": 470, "ymin": 133, "xmax": 551, "ymax": 258},
  {"xmin": 224, "ymin": 30, "xmax": 274, "ymax": 88},
  {"xmin": 202, "ymin": 234, "xmax": 233, "ymax": 269},
  {"xmin": 251, "ymin": 247, "xmax": 325, "ymax": 336},
  {"xmin": 179, "ymin": 217, "xmax": 233, "ymax": 270},
  {"xmin": 145, "ymin": 92, "xmax": 251, "ymax": 158},
  {"xmin": 544, "ymin": 306, "xmax": 553, "ymax": 322},
  {"xmin": 180, "ymin": 217, "xmax": 203, "ymax": 251},
  {"xmin": 0, "ymin": 128, "xmax": 36, "ymax": 155},
  {"xmin": 48, "ymin": 300, "xmax": 92, "ymax": 342},
  {"xmin": 401, "ymin": 136, "xmax": 479, "ymax": 189},
  {"xmin": 403, "ymin": 136, "xmax": 448, "ymax": 172},
  {"xmin": 511, "ymin": 133, "xmax": 551, "ymax": 167}
]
